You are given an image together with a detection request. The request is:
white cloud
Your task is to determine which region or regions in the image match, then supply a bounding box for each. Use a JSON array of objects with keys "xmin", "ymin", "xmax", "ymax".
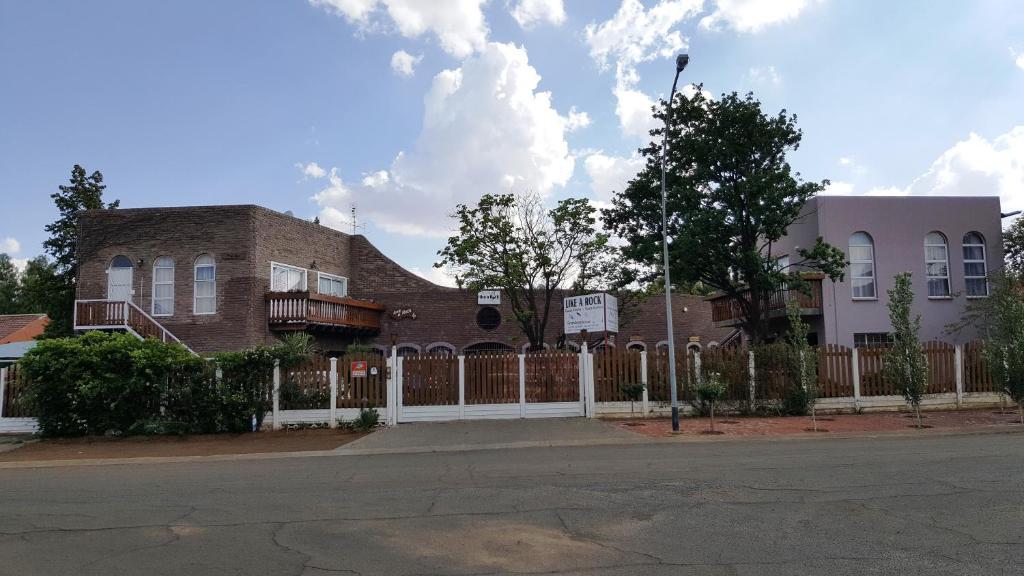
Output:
[
  {"xmin": 584, "ymin": 151, "xmax": 646, "ymax": 202},
  {"xmin": 700, "ymin": 0, "xmax": 815, "ymax": 33},
  {"xmin": 510, "ymin": 0, "xmax": 566, "ymax": 28},
  {"xmin": 390, "ymin": 50, "xmax": 423, "ymax": 76},
  {"xmin": 748, "ymin": 65, "xmax": 781, "ymax": 85},
  {"xmin": 310, "ymin": 0, "xmax": 489, "ymax": 58},
  {"xmin": 0, "ymin": 237, "xmax": 21, "ymax": 254},
  {"xmin": 296, "ymin": 161, "xmax": 327, "ymax": 179},
  {"xmin": 1012, "ymin": 47, "xmax": 1024, "ymax": 70},
  {"xmin": 585, "ymin": 0, "xmax": 703, "ymax": 139},
  {"xmin": 819, "ymin": 180, "xmax": 853, "ymax": 195},
  {"xmin": 314, "ymin": 42, "xmax": 577, "ymax": 237},
  {"xmin": 837, "ymin": 155, "xmax": 866, "ymax": 175},
  {"xmin": 410, "ymin": 265, "xmax": 458, "ymax": 287},
  {"xmin": 565, "ymin": 106, "xmax": 591, "ymax": 132}
]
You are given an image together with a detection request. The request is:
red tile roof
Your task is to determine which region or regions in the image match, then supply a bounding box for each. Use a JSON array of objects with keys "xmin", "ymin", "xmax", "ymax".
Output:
[{"xmin": 0, "ymin": 314, "xmax": 48, "ymax": 343}]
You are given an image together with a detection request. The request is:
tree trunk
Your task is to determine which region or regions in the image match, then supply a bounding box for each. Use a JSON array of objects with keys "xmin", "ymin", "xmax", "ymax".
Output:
[
  {"xmin": 811, "ymin": 404, "xmax": 817, "ymax": 432},
  {"xmin": 915, "ymin": 404, "xmax": 922, "ymax": 428},
  {"xmin": 1018, "ymin": 403, "xmax": 1023, "ymax": 426},
  {"xmin": 710, "ymin": 401, "xmax": 715, "ymax": 432}
]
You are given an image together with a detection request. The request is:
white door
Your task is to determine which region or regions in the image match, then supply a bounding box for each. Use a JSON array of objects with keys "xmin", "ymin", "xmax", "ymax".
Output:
[{"xmin": 107, "ymin": 262, "xmax": 134, "ymax": 302}]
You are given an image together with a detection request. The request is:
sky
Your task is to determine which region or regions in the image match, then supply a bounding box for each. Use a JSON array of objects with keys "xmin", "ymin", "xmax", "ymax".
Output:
[{"xmin": 1, "ymin": 0, "xmax": 1023, "ymax": 283}]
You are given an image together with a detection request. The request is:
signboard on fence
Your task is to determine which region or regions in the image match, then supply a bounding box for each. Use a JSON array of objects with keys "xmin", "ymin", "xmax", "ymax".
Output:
[
  {"xmin": 478, "ymin": 290, "xmax": 501, "ymax": 305},
  {"xmin": 350, "ymin": 360, "xmax": 367, "ymax": 378},
  {"xmin": 563, "ymin": 293, "xmax": 618, "ymax": 334}
]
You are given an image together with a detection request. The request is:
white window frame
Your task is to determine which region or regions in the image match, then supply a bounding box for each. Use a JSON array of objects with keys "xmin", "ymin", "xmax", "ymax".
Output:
[
  {"xmin": 962, "ymin": 232, "xmax": 989, "ymax": 298},
  {"xmin": 194, "ymin": 254, "xmax": 217, "ymax": 315},
  {"xmin": 316, "ymin": 272, "xmax": 348, "ymax": 298},
  {"xmin": 270, "ymin": 262, "xmax": 308, "ymax": 292},
  {"xmin": 849, "ymin": 232, "xmax": 877, "ymax": 300},
  {"xmin": 924, "ymin": 232, "xmax": 951, "ymax": 299},
  {"xmin": 151, "ymin": 256, "xmax": 174, "ymax": 317}
]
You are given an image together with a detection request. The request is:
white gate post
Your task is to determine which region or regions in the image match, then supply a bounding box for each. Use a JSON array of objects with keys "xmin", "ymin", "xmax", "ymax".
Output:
[
  {"xmin": 329, "ymin": 357, "xmax": 338, "ymax": 428},
  {"xmin": 518, "ymin": 353, "xmax": 526, "ymax": 418},
  {"xmin": 851, "ymin": 348, "xmax": 862, "ymax": 410},
  {"xmin": 0, "ymin": 366, "xmax": 7, "ymax": 418},
  {"xmin": 586, "ymin": 351, "xmax": 596, "ymax": 419},
  {"xmin": 640, "ymin": 350, "xmax": 649, "ymax": 417},
  {"xmin": 272, "ymin": 360, "xmax": 281, "ymax": 431},
  {"xmin": 458, "ymin": 355, "xmax": 466, "ymax": 420},
  {"xmin": 954, "ymin": 344, "xmax": 964, "ymax": 408},
  {"xmin": 693, "ymin": 351, "xmax": 702, "ymax": 386},
  {"xmin": 748, "ymin": 350, "xmax": 756, "ymax": 404},
  {"xmin": 389, "ymin": 346, "xmax": 399, "ymax": 425}
]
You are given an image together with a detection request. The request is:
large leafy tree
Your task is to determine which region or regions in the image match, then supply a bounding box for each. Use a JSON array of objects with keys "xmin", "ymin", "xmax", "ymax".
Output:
[
  {"xmin": 1003, "ymin": 217, "xmax": 1024, "ymax": 272},
  {"xmin": 41, "ymin": 165, "xmax": 119, "ymax": 337},
  {"xmin": 436, "ymin": 193, "xmax": 612, "ymax": 350},
  {"xmin": 0, "ymin": 254, "xmax": 21, "ymax": 314},
  {"xmin": 602, "ymin": 88, "xmax": 846, "ymax": 342}
]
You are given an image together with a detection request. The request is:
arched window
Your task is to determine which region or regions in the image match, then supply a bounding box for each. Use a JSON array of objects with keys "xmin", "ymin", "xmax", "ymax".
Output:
[
  {"xmin": 152, "ymin": 256, "xmax": 174, "ymax": 316},
  {"xmin": 686, "ymin": 342, "xmax": 702, "ymax": 354},
  {"xmin": 396, "ymin": 345, "xmax": 420, "ymax": 357},
  {"xmin": 626, "ymin": 342, "xmax": 646, "ymax": 352},
  {"xmin": 463, "ymin": 342, "xmax": 514, "ymax": 355},
  {"xmin": 194, "ymin": 254, "xmax": 216, "ymax": 314},
  {"xmin": 924, "ymin": 232, "xmax": 950, "ymax": 297},
  {"xmin": 476, "ymin": 307, "xmax": 501, "ymax": 331},
  {"xmin": 962, "ymin": 232, "xmax": 988, "ymax": 297},
  {"xmin": 849, "ymin": 232, "xmax": 876, "ymax": 299}
]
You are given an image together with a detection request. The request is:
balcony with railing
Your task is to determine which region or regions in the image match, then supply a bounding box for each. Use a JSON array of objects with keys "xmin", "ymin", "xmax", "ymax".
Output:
[
  {"xmin": 708, "ymin": 276, "xmax": 824, "ymax": 326},
  {"xmin": 266, "ymin": 292, "xmax": 384, "ymax": 334},
  {"xmin": 74, "ymin": 299, "xmax": 192, "ymax": 352}
]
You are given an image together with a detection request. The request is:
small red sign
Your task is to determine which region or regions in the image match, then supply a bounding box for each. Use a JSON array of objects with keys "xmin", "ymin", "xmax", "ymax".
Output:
[{"xmin": 351, "ymin": 360, "xmax": 368, "ymax": 378}]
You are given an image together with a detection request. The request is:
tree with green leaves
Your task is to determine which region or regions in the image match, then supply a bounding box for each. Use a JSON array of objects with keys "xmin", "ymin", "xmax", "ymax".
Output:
[
  {"xmin": 785, "ymin": 299, "xmax": 819, "ymax": 430},
  {"xmin": 41, "ymin": 165, "xmax": 119, "ymax": 337},
  {"xmin": 16, "ymin": 256, "xmax": 58, "ymax": 316},
  {"xmin": 1003, "ymin": 217, "xmax": 1024, "ymax": 273},
  {"xmin": 436, "ymin": 193, "xmax": 612, "ymax": 350},
  {"xmin": 0, "ymin": 254, "xmax": 21, "ymax": 314},
  {"xmin": 957, "ymin": 271, "xmax": 1024, "ymax": 424},
  {"xmin": 602, "ymin": 88, "xmax": 847, "ymax": 342},
  {"xmin": 883, "ymin": 272, "xmax": 928, "ymax": 428}
]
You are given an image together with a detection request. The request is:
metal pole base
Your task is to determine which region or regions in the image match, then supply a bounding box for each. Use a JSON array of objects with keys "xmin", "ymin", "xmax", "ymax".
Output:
[{"xmin": 671, "ymin": 406, "xmax": 680, "ymax": 431}]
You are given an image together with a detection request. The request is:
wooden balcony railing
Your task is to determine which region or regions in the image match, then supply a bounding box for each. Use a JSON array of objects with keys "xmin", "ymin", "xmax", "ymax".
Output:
[
  {"xmin": 709, "ymin": 278, "xmax": 824, "ymax": 324},
  {"xmin": 266, "ymin": 292, "xmax": 384, "ymax": 333},
  {"xmin": 74, "ymin": 299, "xmax": 192, "ymax": 352}
]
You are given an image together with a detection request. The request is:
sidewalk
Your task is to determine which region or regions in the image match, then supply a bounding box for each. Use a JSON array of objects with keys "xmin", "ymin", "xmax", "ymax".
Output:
[{"xmin": 615, "ymin": 408, "xmax": 1024, "ymax": 438}]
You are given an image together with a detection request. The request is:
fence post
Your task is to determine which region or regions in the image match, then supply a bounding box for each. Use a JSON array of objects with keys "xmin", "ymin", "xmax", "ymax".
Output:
[
  {"xmin": 0, "ymin": 366, "xmax": 7, "ymax": 418},
  {"xmin": 693, "ymin": 351, "xmax": 702, "ymax": 386},
  {"xmin": 458, "ymin": 354, "xmax": 466, "ymax": 420},
  {"xmin": 329, "ymin": 357, "xmax": 339, "ymax": 428},
  {"xmin": 748, "ymin": 350, "xmax": 756, "ymax": 404},
  {"xmin": 272, "ymin": 359, "xmax": 281, "ymax": 431},
  {"xmin": 586, "ymin": 351, "xmax": 596, "ymax": 418},
  {"xmin": 518, "ymin": 353, "xmax": 526, "ymax": 418},
  {"xmin": 851, "ymin": 348, "xmax": 862, "ymax": 411},
  {"xmin": 640, "ymin": 350, "xmax": 649, "ymax": 417},
  {"xmin": 389, "ymin": 346, "xmax": 399, "ymax": 426},
  {"xmin": 954, "ymin": 344, "xmax": 964, "ymax": 408}
]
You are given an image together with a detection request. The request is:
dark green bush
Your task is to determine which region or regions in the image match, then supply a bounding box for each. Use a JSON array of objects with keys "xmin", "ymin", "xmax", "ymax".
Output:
[{"xmin": 350, "ymin": 406, "xmax": 380, "ymax": 431}]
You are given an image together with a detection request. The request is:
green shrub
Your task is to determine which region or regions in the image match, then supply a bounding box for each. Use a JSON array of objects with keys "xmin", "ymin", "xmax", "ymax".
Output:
[{"xmin": 350, "ymin": 406, "xmax": 380, "ymax": 432}]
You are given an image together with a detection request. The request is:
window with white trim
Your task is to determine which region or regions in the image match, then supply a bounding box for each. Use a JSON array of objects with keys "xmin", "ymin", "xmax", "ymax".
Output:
[
  {"xmin": 152, "ymin": 256, "xmax": 174, "ymax": 316},
  {"xmin": 849, "ymin": 232, "xmax": 876, "ymax": 299},
  {"xmin": 271, "ymin": 262, "xmax": 307, "ymax": 292},
  {"xmin": 924, "ymin": 232, "xmax": 950, "ymax": 297},
  {"xmin": 962, "ymin": 232, "xmax": 988, "ymax": 297},
  {"xmin": 194, "ymin": 255, "xmax": 216, "ymax": 314},
  {"xmin": 317, "ymin": 272, "xmax": 348, "ymax": 297}
]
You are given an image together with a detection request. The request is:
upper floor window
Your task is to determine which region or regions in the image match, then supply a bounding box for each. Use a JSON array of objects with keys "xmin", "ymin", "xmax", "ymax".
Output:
[
  {"xmin": 194, "ymin": 254, "xmax": 216, "ymax": 314},
  {"xmin": 962, "ymin": 232, "xmax": 988, "ymax": 297},
  {"xmin": 924, "ymin": 232, "xmax": 950, "ymax": 298},
  {"xmin": 317, "ymin": 272, "xmax": 348, "ymax": 298},
  {"xmin": 152, "ymin": 256, "xmax": 174, "ymax": 316},
  {"xmin": 271, "ymin": 262, "xmax": 307, "ymax": 292},
  {"xmin": 849, "ymin": 232, "xmax": 876, "ymax": 299}
]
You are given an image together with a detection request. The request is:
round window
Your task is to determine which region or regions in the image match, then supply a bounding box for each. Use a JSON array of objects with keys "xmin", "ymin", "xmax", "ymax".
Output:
[{"xmin": 476, "ymin": 307, "xmax": 501, "ymax": 331}]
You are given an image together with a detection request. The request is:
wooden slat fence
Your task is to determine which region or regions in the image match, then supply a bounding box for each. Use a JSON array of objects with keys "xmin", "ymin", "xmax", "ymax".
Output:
[
  {"xmin": 593, "ymin": 347, "xmax": 644, "ymax": 402},
  {"xmin": 923, "ymin": 341, "xmax": 956, "ymax": 394},
  {"xmin": 817, "ymin": 345, "xmax": 854, "ymax": 398},
  {"xmin": 464, "ymin": 353, "xmax": 519, "ymax": 404},
  {"xmin": 700, "ymin": 346, "xmax": 750, "ymax": 402},
  {"xmin": 280, "ymin": 355, "xmax": 331, "ymax": 410},
  {"xmin": 857, "ymin": 346, "xmax": 896, "ymax": 396},
  {"xmin": 647, "ymin": 348, "xmax": 690, "ymax": 402},
  {"xmin": 752, "ymin": 343, "xmax": 789, "ymax": 400},
  {"xmin": 402, "ymin": 354, "xmax": 459, "ymax": 406},
  {"xmin": 524, "ymin": 351, "xmax": 578, "ymax": 403},
  {"xmin": 1, "ymin": 363, "xmax": 33, "ymax": 417},
  {"xmin": 337, "ymin": 353, "xmax": 388, "ymax": 408},
  {"xmin": 963, "ymin": 340, "xmax": 996, "ymax": 393}
]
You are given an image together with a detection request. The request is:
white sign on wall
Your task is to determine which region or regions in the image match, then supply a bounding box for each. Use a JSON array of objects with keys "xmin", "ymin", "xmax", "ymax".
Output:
[
  {"xmin": 478, "ymin": 290, "xmax": 501, "ymax": 305},
  {"xmin": 563, "ymin": 293, "xmax": 618, "ymax": 334}
]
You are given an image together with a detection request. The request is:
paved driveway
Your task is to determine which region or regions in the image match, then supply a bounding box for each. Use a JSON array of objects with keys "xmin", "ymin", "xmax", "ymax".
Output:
[
  {"xmin": 1, "ymin": 431, "xmax": 1021, "ymax": 575},
  {"xmin": 338, "ymin": 417, "xmax": 645, "ymax": 454}
]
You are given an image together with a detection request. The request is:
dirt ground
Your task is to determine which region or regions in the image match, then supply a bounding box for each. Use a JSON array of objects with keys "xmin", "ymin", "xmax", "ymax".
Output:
[
  {"xmin": 0, "ymin": 428, "xmax": 366, "ymax": 462},
  {"xmin": 616, "ymin": 408, "xmax": 1024, "ymax": 438}
]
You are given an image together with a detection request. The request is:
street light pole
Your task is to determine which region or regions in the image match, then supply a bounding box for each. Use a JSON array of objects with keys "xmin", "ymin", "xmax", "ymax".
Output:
[{"xmin": 662, "ymin": 53, "xmax": 688, "ymax": 432}]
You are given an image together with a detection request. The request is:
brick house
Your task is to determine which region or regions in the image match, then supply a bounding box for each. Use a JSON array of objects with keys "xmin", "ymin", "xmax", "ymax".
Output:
[{"xmin": 74, "ymin": 205, "xmax": 734, "ymax": 356}]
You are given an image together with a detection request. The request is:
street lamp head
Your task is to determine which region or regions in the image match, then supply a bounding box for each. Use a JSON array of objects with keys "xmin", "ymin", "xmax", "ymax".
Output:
[{"xmin": 676, "ymin": 54, "xmax": 689, "ymax": 72}]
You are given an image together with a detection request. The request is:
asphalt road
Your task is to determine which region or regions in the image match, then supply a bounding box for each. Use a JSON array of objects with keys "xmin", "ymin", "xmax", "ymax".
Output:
[{"xmin": 1, "ymin": 431, "xmax": 1021, "ymax": 575}]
